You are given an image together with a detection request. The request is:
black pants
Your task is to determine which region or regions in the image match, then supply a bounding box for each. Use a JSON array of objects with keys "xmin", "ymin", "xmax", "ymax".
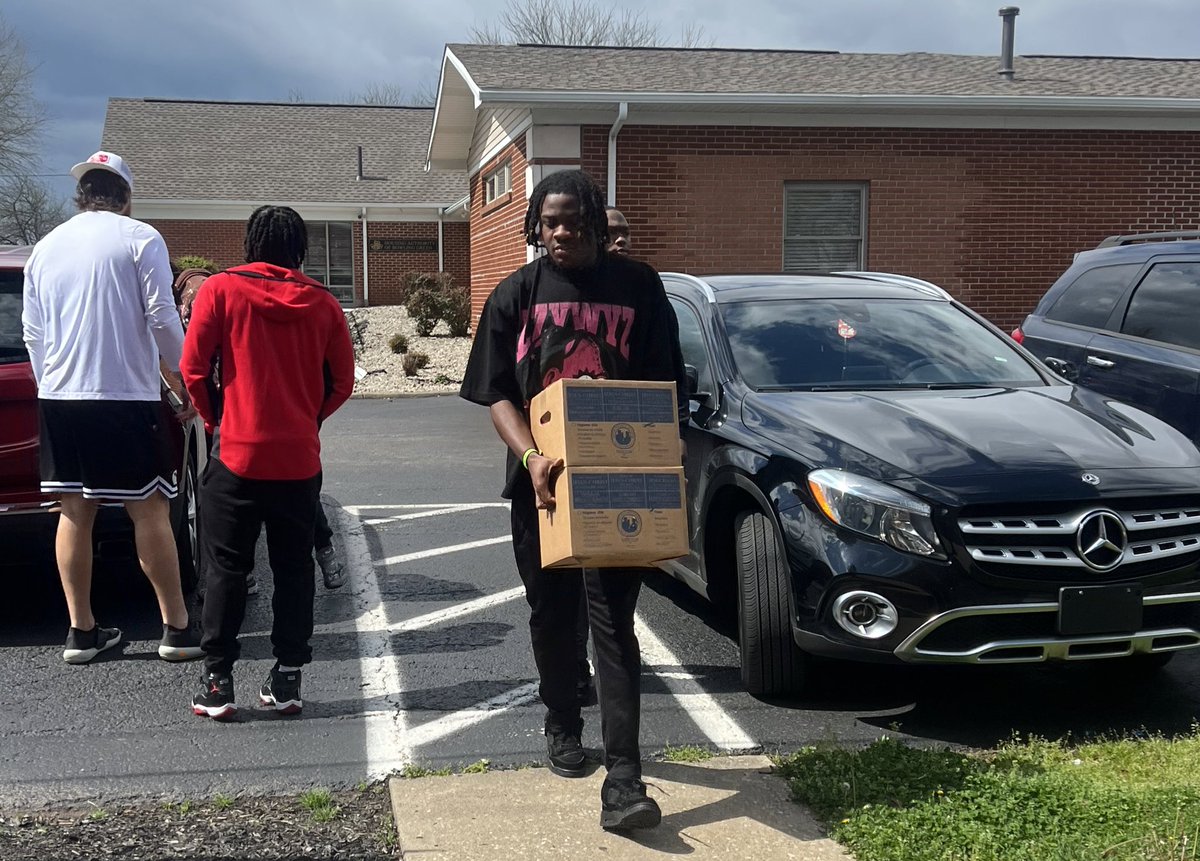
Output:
[
  {"xmin": 199, "ymin": 458, "xmax": 321, "ymax": 675},
  {"xmin": 314, "ymin": 497, "xmax": 332, "ymax": 551},
  {"xmin": 511, "ymin": 482, "xmax": 644, "ymax": 782}
]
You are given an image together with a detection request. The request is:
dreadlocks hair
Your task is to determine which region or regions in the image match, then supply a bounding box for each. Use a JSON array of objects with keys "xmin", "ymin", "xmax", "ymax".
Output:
[
  {"xmin": 523, "ymin": 169, "xmax": 609, "ymax": 252},
  {"xmin": 73, "ymin": 169, "xmax": 130, "ymax": 214},
  {"xmin": 244, "ymin": 205, "xmax": 307, "ymax": 269}
]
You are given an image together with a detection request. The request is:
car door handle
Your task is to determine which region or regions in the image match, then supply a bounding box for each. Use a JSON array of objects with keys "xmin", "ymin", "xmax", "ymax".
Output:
[{"xmin": 1086, "ymin": 355, "xmax": 1115, "ymax": 369}]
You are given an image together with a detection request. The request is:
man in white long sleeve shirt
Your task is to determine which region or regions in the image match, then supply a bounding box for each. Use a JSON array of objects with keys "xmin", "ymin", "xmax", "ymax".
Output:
[{"xmin": 21, "ymin": 151, "xmax": 203, "ymax": 665}]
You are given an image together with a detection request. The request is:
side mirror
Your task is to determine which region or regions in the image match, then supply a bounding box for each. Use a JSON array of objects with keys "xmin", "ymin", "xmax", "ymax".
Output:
[
  {"xmin": 1043, "ymin": 356, "xmax": 1079, "ymax": 382},
  {"xmin": 684, "ymin": 364, "xmax": 713, "ymax": 404}
]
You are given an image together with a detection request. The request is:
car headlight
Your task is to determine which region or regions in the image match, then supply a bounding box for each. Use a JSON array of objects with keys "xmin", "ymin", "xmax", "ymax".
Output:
[{"xmin": 807, "ymin": 469, "xmax": 944, "ymax": 558}]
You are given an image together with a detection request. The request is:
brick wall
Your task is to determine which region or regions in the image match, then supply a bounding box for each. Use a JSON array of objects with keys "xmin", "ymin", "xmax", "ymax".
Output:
[
  {"xmin": 581, "ymin": 125, "xmax": 1200, "ymax": 329},
  {"xmin": 469, "ymin": 134, "xmax": 530, "ymax": 324},
  {"xmin": 150, "ymin": 217, "xmax": 470, "ymax": 308},
  {"xmin": 354, "ymin": 221, "xmax": 471, "ymax": 306},
  {"xmin": 151, "ymin": 220, "xmax": 245, "ymax": 271}
]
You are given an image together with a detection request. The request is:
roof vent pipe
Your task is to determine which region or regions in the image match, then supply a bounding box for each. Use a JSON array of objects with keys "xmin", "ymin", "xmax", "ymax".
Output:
[
  {"xmin": 998, "ymin": 6, "xmax": 1019, "ymax": 80},
  {"xmin": 356, "ymin": 145, "xmax": 364, "ymax": 181}
]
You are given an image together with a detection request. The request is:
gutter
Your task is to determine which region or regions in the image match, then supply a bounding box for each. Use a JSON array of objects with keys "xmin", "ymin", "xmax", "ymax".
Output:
[
  {"xmin": 607, "ymin": 101, "xmax": 628, "ymax": 207},
  {"xmin": 360, "ymin": 207, "xmax": 369, "ymax": 307},
  {"xmin": 473, "ymin": 90, "xmax": 1200, "ymax": 113}
]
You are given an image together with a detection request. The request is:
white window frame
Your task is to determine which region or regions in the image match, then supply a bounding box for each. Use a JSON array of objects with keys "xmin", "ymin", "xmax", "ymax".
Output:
[
  {"xmin": 782, "ymin": 182, "xmax": 868, "ymax": 273},
  {"xmin": 304, "ymin": 221, "xmax": 355, "ymax": 305},
  {"xmin": 484, "ymin": 160, "xmax": 512, "ymax": 205}
]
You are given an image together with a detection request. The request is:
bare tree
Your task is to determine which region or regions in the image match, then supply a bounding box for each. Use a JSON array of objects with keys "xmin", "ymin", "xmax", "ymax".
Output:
[
  {"xmin": 350, "ymin": 81, "xmax": 438, "ymax": 108},
  {"xmin": 287, "ymin": 81, "xmax": 437, "ymax": 108},
  {"xmin": 469, "ymin": 0, "xmax": 711, "ymax": 47},
  {"xmin": 0, "ymin": 174, "xmax": 66, "ymax": 244},
  {"xmin": 0, "ymin": 16, "xmax": 45, "ymax": 175}
]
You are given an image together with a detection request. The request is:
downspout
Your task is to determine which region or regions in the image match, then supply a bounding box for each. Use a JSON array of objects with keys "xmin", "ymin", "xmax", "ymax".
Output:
[
  {"xmin": 438, "ymin": 207, "xmax": 445, "ymax": 272},
  {"xmin": 360, "ymin": 206, "xmax": 370, "ymax": 307},
  {"xmin": 607, "ymin": 101, "xmax": 628, "ymax": 207}
]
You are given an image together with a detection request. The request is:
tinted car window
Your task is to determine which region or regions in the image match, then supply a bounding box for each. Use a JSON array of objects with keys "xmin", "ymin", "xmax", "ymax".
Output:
[
  {"xmin": 1045, "ymin": 263, "xmax": 1140, "ymax": 328},
  {"xmin": 721, "ymin": 298, "xmax": 1044, "ymax": 389},
  {"xmin": 0, "ymin": 270, "xmax": 26, "ymax": 364},
  {"xmin": 1122, "ymin": 262, "xmax": 1200, "ymax": 351},
  {"xmin": 668, "ymin": 298, "xmax": 714, "ymax": 395}
]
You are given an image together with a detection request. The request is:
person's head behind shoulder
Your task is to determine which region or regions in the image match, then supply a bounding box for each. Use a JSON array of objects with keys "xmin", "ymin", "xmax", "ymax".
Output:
[
  {"xmin": 524, "ymin": 169, "xmax": 609, "ymax": 271},
  {"xmin": 605, "ymin": 207, "xmax": 630, "ymax": 257},
  {"xmin": 70, "ymin": 151, "xmax": 133, "ymax": 217},
  {"xmin": 244, "ymin": 205, "xmax": 308, "ymax": 270}
]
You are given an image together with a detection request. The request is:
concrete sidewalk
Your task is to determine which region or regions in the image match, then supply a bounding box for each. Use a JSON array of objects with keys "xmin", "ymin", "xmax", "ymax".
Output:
[{"xmin": 388, "ymin": 755, "xmax": 850, "ymax": 859}]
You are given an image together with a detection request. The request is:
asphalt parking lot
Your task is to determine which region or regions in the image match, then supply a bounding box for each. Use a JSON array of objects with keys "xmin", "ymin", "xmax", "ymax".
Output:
[{"xmin": 4, "ymin": 396, "xmax": 1200, "ymax": 808}]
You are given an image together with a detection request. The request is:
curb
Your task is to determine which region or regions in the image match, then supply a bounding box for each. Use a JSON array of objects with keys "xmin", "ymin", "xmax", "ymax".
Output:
[{"xmin": 350, "ymin": 389, "xmax": 458, "ymax": 399}]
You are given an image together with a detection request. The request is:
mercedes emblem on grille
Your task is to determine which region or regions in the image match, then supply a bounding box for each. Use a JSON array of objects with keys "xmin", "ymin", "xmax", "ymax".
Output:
[
  {"xmin": 1075, "ymin": 510, "xmax": 1127, "ymax": 571},
  {"xmin": 1081, "ymin": 472, "xmax": 1100, "ymax": 486}
]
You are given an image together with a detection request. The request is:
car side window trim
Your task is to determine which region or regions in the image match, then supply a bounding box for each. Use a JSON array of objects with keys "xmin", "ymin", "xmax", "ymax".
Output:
[{"xmin": 667, "ymin": 294, "xmax": 719, "ymax": 404}]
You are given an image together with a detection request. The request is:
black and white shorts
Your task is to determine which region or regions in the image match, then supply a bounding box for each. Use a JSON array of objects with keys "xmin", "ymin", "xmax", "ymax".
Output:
[{"xmin": 38, "ymin": 399, "xmax": 178, "ymax": 501}]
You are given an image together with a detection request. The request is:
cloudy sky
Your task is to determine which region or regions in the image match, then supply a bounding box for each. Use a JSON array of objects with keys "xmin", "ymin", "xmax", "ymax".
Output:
[{"xmin": 6, "ymin": 0, "xmax": 1200, "ymax": 199}]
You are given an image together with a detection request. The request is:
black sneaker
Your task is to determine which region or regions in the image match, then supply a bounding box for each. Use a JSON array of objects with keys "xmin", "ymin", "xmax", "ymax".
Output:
[
  {"xmin": 192, "ymin": 672, "xmax": 237, "ymax": 720},
  {"xmin": 546, "ymin": 721, "xmax": 586, "ymax": 778},
  {"xmin": 259, "ymin": 665, "xmax": 302, "ymax": 715},
  {"xmin": 316, "ymin": 545, "xmax": 347, "ymax": 590},
  {"xmin": 159, "ymin": 623, "xmax": 204, "ymax": 662},
  {"xmin": 600, "ymin": 777, "xmax": 662, "ymax": 832},
  {"xmin": 62, "ymin": 625, "xmax": 122, "ymax": 665}
]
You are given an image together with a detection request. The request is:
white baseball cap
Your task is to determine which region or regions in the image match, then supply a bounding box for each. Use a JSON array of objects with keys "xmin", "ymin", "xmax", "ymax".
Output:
[{"xmin": 70, "ymin": 151, "xmax": 134, "ymax": 192}]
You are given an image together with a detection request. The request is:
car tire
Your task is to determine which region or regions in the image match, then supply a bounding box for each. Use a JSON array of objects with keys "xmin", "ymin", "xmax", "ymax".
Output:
[
  {"xmin": 173, "ymin": 449, "xmax": 201, "ymax": 595},
  {"xmin": 734, "ymin": 510, "xmax": 807, "ymax": 696}
]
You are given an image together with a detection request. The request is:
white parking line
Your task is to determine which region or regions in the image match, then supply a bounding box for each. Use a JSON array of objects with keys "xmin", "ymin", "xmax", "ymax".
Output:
[
  {"xmin": 374, "ymin": 536, "xmax": 511, "ymax": 568},
  {"xmin": 364, "ymin": 503, "xmax": 511, "ymax": 526},
  {"xmin": 403, "ymin": 682, "xmax": 541, "ymax": 750},
  {"xmin": 336, "ymin": 504, "xmax": 411, "ymax": 777},
  {"xmin": 635, "ymin": 613, "xmax": 758, "ymax": 752}
]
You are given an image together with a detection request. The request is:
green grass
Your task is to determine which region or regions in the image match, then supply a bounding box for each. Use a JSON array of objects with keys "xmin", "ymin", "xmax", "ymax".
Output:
[
  {"xmin": 777, "ymin": 732, "xmax": 1200, "ymax": 861},
  {"xmin": 461, "ymin": 759, "xmax": 490, "ymax": 775},
  {"xmin": 299, "ymin": 789, "xmax": 341, "ymax": 823},
  {"xmin": 212, "ymin": 794, "xmax": 234, "ymax": 811},
  {"xmin": 662, "ymin": 744, "xmax": 716, "ymax": 763},
  {"xmin": 401, "ymin": 764, "xmax": 454, "ymax": 779},
  {"xmin": 86, "ymin": 808, "xmax": 107, "ymax": 823}
]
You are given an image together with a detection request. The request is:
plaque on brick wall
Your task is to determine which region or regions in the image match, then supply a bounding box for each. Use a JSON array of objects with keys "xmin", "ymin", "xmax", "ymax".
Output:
[{"xmin": 369, "ymin": 238, "xmax": 438, "ymax": 253}]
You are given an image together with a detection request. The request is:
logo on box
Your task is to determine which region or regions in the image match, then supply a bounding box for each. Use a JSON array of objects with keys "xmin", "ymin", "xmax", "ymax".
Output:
[
  {"xmin": 611, "ymin": 423, "xmax": 635, "ymax": 450},
  {"xmin": 618, "ymin": 510, "xmax": 642, "ymax": 538}
]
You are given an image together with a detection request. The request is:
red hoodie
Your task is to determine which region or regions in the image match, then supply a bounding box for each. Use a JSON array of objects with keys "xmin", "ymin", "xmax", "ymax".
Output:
[{"xmin": 181, "ymin": 262, "xmax": 355, "ymax": 480}]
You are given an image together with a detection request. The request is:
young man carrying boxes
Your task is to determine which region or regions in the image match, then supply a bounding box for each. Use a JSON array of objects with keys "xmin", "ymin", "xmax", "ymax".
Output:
[{"xmin": 459, "ymin": 169, "xmax": 688, "ymax": 831}]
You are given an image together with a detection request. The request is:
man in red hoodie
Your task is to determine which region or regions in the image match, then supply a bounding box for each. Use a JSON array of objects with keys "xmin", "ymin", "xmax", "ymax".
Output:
[{"xmin": 181, "ymin": 205, "xmax": 355, "ymax": 720}]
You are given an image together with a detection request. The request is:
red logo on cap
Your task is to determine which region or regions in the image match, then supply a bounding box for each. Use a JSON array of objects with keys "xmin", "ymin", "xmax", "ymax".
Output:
[{"xmin": 91, "ymin": 154, "xmax": 109, "ymax": 164}]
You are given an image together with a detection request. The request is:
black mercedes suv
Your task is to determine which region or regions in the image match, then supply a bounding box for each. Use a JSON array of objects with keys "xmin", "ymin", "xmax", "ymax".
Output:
[{"xmin": 661, "ymin": 271, "xmax": 1200, "ymax": 696}]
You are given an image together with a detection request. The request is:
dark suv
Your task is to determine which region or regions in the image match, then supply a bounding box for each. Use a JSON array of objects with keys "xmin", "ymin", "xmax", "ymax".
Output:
[
  {"xmin": 0, "ymin": 245, "xmax": 204, "ymax": 588},
  {"xmin": 662, "ymin": 271, "xmax": 1200, "ymax": 696},
  {"xmin": 1014, "ymin": 231, "xmax": 1200, "ymax": 446}
]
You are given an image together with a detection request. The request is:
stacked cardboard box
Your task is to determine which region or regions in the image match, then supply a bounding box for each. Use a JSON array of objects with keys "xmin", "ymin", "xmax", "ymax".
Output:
[{"xmin": 530, "ymin": 379, "xmax": 688, "ymax": 568}]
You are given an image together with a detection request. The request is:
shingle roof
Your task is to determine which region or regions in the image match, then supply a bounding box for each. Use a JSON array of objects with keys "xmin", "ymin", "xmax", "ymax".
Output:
[
  {"xmin": 447, "ymin": 44, "xmax": 1200, "ymax": 99},
  {"xmin": 101, "ymin": 99, "xmax": 466, "ymax": 204}
]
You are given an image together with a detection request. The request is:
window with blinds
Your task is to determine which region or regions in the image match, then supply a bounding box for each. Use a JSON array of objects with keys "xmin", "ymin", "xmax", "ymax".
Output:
[
  {"xmin": 782, "ymin": 183, "xmax": 867, "ymax": 272},
  {"xmin": 304, "ymin": 221, "xmax": 355, "ymax": 305}
]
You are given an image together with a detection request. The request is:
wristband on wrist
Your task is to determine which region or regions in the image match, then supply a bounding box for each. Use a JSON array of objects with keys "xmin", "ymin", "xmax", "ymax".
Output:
[{"xmin": 521, "ymin": 447, "xmax": 542, "ymax": 470}]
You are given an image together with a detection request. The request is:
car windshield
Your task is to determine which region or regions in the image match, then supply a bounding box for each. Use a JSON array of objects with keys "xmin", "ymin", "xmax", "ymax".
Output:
[
  {"xmin": 0, "ymin": 270, "xmax": 27, "ymax": 365},
  {"xmin": 721, "ymin": 297, "xmax": 1045, "ymax": 390}
]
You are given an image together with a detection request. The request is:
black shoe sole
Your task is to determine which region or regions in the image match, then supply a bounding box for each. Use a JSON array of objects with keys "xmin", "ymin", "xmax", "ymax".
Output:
[
  {"xmin": 548, "ymin": 759, "xmax": 587, "ymax": 778},
  {"xmin": 601, "ymin": 800, "xmax": 662, "ymax": 831}
]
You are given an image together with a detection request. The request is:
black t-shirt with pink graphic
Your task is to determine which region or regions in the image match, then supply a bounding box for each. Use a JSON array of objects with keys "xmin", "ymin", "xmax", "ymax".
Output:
[{"xmin": 460, "ymin": 252, "xmax": 688, "ymax": 497}]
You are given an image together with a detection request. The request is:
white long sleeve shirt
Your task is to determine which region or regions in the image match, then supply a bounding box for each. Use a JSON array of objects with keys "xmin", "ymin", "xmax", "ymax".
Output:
[{"xmin": 22, "ymin": 210, "xmax": 185, "ymax": 401}]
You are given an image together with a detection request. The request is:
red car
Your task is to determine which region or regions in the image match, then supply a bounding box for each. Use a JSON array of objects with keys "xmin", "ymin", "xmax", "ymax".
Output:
[{"xmin": 0, "ymin": 244, "xmax": 205, "ymax": 589}]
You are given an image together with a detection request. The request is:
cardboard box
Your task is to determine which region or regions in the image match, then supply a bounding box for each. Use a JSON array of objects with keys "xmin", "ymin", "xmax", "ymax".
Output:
[
  {"xmin": 531, "ymin": 379, "xmax": 681, "ymax": 467},
  {"xmin": 540, "ymin": 466, "xmax": 688, "ymax": 568}
]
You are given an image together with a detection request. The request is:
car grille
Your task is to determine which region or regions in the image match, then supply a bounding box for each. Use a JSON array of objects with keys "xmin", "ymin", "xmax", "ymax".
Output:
[{"xmin": 957, "ymin": 500, "xmax": 1200, "ymax": 576}]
